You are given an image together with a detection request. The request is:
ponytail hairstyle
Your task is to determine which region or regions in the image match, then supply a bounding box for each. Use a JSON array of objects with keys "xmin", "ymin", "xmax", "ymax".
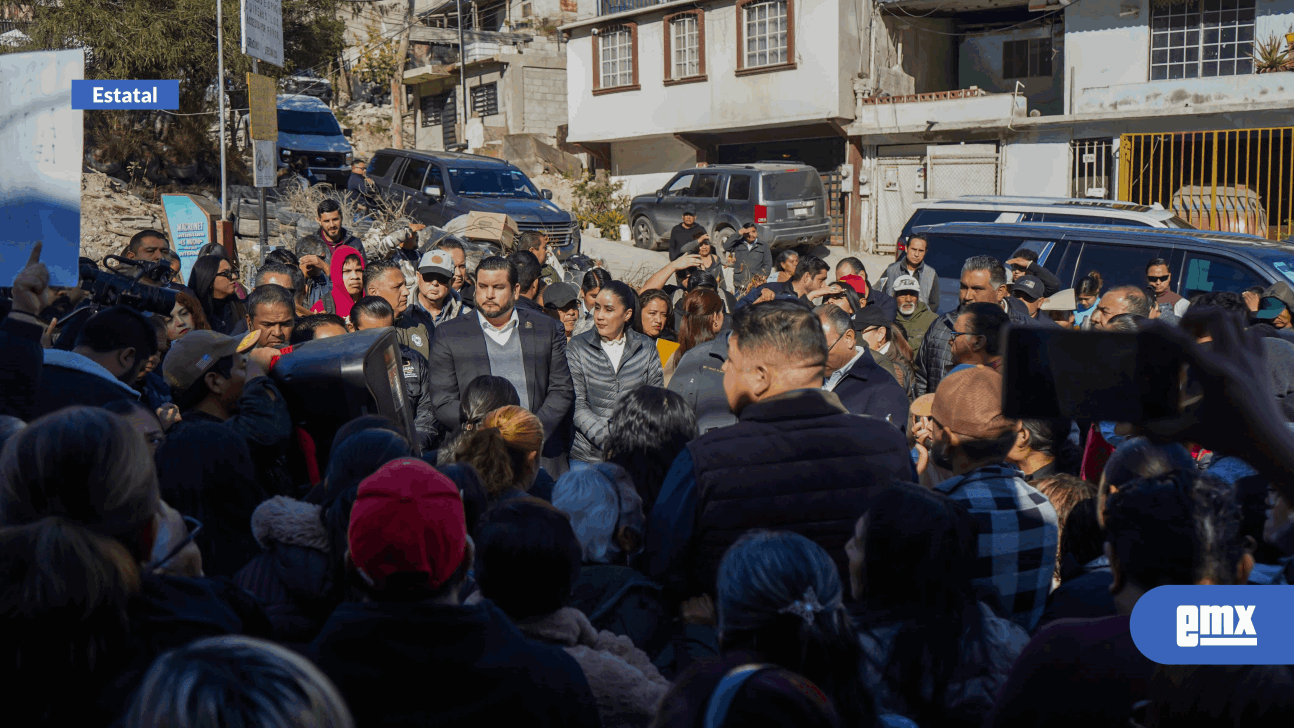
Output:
[
  {"xmin": 600, "ymin": 280, "xmax": 639, "ymax": 336},
  {"xmin": 884, "ymin": 321, "xmax": 915, "ymax": 367},
  {"xmin": 459, "ymin": 375, "xmax": 521, "ymax": 431},
  {"xmin": 676, "ymin": 288, "xmax": 724, "ymax": 358},
  {"xmin": 1078, "ymin": 270, "xmax": 1104, "ymax": 298},
  {"xmin": 0, "ymin": 407, "xmax": 160, "ymax": 723},
  {"xmin": 717, "ymin": 530, "xmax": 876, "ymax": 728},
  {"xmin": 452, "ymin": 405, "xmax": 544, "ymax": 500}
]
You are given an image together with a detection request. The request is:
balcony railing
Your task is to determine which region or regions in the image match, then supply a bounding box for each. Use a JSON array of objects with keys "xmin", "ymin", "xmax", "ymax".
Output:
[
  {"xmin": 599, "ymin": 0, "xmax": 667, "ymax": 15},
  {"xmin": 0, "ymin": 20, "xmax": 33, "ymax": 34}
]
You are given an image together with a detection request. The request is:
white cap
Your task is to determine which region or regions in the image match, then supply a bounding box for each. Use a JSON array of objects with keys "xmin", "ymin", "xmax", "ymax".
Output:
[
  {"xmin": 418, "ymin": 250, "xmax": 454, "ymax": 278},
  {"xmin": 892, "ymin": 275, "xmax": 921, "ymax": 294}
]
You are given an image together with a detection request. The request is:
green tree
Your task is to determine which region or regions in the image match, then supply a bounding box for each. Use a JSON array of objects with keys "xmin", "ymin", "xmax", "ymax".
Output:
[{"xmin": 0, "ymin": 0, "xmax": 345, "ymax": 179}]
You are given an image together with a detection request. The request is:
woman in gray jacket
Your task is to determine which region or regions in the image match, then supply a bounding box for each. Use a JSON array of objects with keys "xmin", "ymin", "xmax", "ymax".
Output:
[{"xmin": 568, "ymin": 280, "xmax": 665, "ymax": 463}]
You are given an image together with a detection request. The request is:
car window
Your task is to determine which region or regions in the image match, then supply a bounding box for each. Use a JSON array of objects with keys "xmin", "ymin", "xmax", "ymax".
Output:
[
  {"xmin": 727, "ymin": 175, "xmax": 751, "ymax": 201},
  {"xmin": 277, "ymin": 109, "xmax": 342, "ymax": 136},
  {"xmin": 446, "ymin": 167, "xmax": 540, "ymax": 198},
  {"xmin": 397, "ymin": 158, "xmax": 429, "ymax": 190},
  {"xmin": 426, "ymin": 164, "xmax": 444, "ymax": 191},
  {"xmin": 1181, "ymin": 252, "xmax": 1261, "ymax": 299},
  {"xmin": 922, "ymin": 232, "xmax": 1027, "ymax": 281},
  {"xmin": 690, "ymin": 174, "xmax": 721, "ymax": 198},
  {"xmin": 1072, "ymin": 242, "xmax": 1164, "ymax": 292},
  {"xmin": 761, "ymin": 170, "xmax": 825, "ymax": 202},
  {"xmin": 1037, "ymin": 213, "xmax": 1117, "ymax": 225},
  {"xmin": 368, "ymin": 153, "xmax": 397, "ymax": 178},
  {"xmin": 904, "ymin": 208, "xmax": 1005, "ymax": 238},
  {"xmin": 664, "ymin": 174, "xmax": 695, "ymax": 197}
]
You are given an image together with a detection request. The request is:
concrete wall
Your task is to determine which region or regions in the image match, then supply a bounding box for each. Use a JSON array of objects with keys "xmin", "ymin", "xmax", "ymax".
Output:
[
  {"xmin": 609, "ymin": 135, "xmax": 697, "ymax": 197},
  {"xmin": 1001, "ymin": 129, "xmax": 1073, "ymax": 197},
  {"xmin": 875, "ymin": 16, "xmax": 957, "ymax": 95},
  {"xmin": 960, "ymin": 22, "xmax": 1064, "ymax": 116},
  {"xmin": 566, "ymin": 0, "xmax": 854, "ymax": 143},
  {"xmin": 522, "ymin": 67, "xmax": 569, "ymax": 132},
  {"xmin": 1065, "ymin": 0, "xmax": 1294, "ymax": 114}
]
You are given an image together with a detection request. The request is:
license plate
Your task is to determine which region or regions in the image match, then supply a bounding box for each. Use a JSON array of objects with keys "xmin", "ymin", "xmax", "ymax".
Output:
[{"xmin": 792, "ymin": 207, "xmax": 808, "ymax": 217}]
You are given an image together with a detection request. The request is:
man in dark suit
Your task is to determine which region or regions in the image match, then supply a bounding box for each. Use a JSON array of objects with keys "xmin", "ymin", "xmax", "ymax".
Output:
[
  {"xmin": 816, "ymin": 304, "xmax": 909, "ymax": 429},
  {"xmin": 428, "ymin": 256, "xmax": 574, "ymax": 474}
]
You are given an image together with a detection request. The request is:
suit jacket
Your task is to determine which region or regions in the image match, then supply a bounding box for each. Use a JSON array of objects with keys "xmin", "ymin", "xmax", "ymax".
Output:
[
  {"xmin": 830, "ymin": 347, "xmax": 909, "ymax": 429},
  {"xmin": 427, "ymin": 307, "xmax": 574, "ymax": 452}
]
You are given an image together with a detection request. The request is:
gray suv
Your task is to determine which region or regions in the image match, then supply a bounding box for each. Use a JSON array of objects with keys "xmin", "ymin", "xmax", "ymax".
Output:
[
  {"xmin": 628, "ymin": 163, "xmax": 830, "ymax": 251},
  {"xmin": 364, "ymin": 148, "xmax": 581, "ymax": 259}
]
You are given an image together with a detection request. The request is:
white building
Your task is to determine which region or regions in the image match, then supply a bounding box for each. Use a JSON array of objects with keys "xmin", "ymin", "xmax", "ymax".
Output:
[{"xmin": 563, "ymin": 0, "xmax": 1294, "ymax": 250}]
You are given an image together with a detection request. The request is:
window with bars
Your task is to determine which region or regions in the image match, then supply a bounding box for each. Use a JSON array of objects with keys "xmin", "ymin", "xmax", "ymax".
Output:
[
  {"xmin": 1150, "ymin": 0, "xmax": 1255, "ymax": 81},
  {"xmin": 672, "ymin": 15, "xmax": 700, "ymax": 78},
  {"xmin": 743, "ymin": 0, "xmax": 788, "ymax": 69},
  {"xmin": 1002, "ymin": 38, "xmax": 1052, "ymax": 79},
  {"xmin": 421, "ymin": 92, "xmax": 453, "ymax": 128},
  {"xmin": 471, "ymin": 83, "xmax": 499, "ymax": 117},
  {"xmin": 599, "ymin": 25, "xmax": 635, "ymax": 89}
]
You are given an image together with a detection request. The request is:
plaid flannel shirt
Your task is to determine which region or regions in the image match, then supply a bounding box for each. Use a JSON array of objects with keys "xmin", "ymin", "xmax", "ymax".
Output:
[{"xmin": 936, "ymin": 463, "xmax": 1058, "ymax": 631}]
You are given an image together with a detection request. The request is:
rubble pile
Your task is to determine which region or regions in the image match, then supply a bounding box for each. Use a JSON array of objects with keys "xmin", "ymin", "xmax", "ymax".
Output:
[
  {"xmin": 335, "ymin": 101, "xmax": 414, "ymax": 160},
  {"xmin": 79, "ymin": 171, "xmax": 168, "ymax": 265}
]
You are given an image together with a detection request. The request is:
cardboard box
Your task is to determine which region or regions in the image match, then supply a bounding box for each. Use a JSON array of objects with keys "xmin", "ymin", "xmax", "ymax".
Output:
[{"xmin": 446, "ymin": 211, "xmax": 520, "ymax": 251}]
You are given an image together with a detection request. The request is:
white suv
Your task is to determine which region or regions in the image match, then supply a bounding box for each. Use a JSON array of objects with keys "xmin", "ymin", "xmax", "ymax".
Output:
[{"xmin": 895, "ymin": 196, "xmax": 1194, "ymax": 261}]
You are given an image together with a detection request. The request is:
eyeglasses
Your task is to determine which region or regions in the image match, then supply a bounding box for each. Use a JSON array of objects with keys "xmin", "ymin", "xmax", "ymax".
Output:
[
  {"xmin": 828, "ymin": 329, "xmax": 849, "ymax": 350},
  {"xmin": 145, "ymin": 516, "xmax": 202, "ymax": 572},
  {"xmin": 215, "ymin": 269, "xmax": 238, "ymax": 281},
  {"xmin": 1147, "ymin": 275, "xmax": 1170, "ymax": 283}
]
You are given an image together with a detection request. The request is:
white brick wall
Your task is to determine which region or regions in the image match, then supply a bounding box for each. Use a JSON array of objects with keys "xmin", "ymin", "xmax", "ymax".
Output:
[{"xmin": 522, "ymin": 67, "xmax": 568, "ymax": 134}]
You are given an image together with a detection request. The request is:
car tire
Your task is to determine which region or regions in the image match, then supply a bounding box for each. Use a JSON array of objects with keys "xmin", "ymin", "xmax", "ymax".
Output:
[
  {"xmin": 633, "ymin": 217, "xmax": 656, "ymax": 250},
  {"xmin": 714, "ymin": 226, "xmax": 735, "ymax": 250}
]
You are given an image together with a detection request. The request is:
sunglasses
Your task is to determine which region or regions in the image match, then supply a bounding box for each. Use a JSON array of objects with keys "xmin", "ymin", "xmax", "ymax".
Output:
[
  {"xmin": 215, "ymin": 269, "xmax": 238, "ymax": 280},
  {"xmin": 1147, "ymin": 275, "xmax": 1170, "ymax": 283},
  {"xmin": 146, "ymin": 516, "xmax": 203, "ymax": 573}
]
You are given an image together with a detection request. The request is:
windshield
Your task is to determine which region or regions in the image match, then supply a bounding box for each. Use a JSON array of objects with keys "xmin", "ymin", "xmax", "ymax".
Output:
[
  {"xmin": 761, "ymin": 170, "xmax": 825, "ymax": 202},
  {"xmin": 447, "ymin": 167, "xmax": 541, "ymax": 198},
  {"xmin": 277, "ymin": 109, "xmax": 343, "ymax": 136},
  {"xmin": 1163, "ymin": 215, "xmax": 1197, "ymax": 229}
]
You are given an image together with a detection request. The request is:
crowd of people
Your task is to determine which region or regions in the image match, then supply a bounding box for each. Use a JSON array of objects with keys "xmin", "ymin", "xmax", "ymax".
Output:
[{"xmin": 3, "ymin": 202, "xmax": 1294, "ymax": 728}]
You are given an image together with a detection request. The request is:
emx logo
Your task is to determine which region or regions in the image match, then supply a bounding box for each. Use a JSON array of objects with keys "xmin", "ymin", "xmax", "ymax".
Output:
[
  {"xmin": 1176, "ymin": 605, "xmax": 1256, "ymax": 647},
  {"xmin": 1133, "ymin": 586, "xmax": 1294, "ymax": 664}
]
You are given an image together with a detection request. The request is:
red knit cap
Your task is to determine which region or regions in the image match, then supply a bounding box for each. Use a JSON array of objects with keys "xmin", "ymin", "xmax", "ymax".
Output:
[{"xmin": 348, "ymin": 458, "xmax": 466, "ymax": 590}]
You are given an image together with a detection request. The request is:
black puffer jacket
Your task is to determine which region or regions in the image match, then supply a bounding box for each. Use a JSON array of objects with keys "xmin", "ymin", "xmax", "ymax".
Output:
[{"xmin": 233, "ymin": 496, "xmax": 338, "ymax": 645}]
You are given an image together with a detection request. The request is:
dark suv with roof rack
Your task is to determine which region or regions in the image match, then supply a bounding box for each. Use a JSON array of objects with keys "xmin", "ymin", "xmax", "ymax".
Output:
[
  {"xmin": 911, "ymin": 221, "xmax": 1294, "ymax": 315},
  {"xmin": 364, "ymin": 148, "xmax": 581, "ymax": 258},
  {"xmin": 628, "ymin": 162, "xmax": 830, "ymax": 251}
]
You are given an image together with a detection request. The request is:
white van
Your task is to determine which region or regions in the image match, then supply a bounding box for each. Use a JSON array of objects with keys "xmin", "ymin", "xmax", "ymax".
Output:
[{"xmin": 895, "ymin": 196, "xmax": 1194, "ymax": 260}]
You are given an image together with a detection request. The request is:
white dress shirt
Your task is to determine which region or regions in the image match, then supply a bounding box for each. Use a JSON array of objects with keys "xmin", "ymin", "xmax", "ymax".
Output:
[
  {"xmin": 601, "ymin": 333, "xmax": 627, "ymax": 372},
  {"xmin": 823, "ymin": 346, "xmax": 865, "ymax": 392},
  {"xmin": 478, "ymin": 309, "xmax": 519, "ymax": 346}
]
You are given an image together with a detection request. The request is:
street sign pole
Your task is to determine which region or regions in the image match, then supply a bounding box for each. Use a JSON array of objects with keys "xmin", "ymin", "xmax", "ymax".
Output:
[{"xmin": 253, "ymin": 58, "xmax": 267, "ymax": 254}]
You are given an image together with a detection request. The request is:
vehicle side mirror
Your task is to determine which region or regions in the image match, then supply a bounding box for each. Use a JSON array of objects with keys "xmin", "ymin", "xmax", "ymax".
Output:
[
  {"xmin": 656, "ymin": 189, "xmax": 664, "ymax": 198},
  {"xmin": 343, "ymin": 128, "xmax": 353, "ymax": 138},
  {"xmin": 424, "ymin": 185, "xmax": 442, "ymax": 198},
  {"xmin": 542, "ymin": 189, "xmax": 553, "ymax": 200}
]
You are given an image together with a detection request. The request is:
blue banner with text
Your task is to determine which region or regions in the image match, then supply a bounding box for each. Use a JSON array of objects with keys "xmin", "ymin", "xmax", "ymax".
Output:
[
  {"xmin": 71, "ymin": 80, "xmax": 179, "ymax": 110},
  {"xmin": 1131, "ymin": 585, "xmax": 1294, "ymax": 664}
]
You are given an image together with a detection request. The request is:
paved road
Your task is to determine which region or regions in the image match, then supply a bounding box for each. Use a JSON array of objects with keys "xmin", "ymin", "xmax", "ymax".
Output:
[{"xmin": 579, "ymin": 234, "xmax": 894, "ymax": 289}]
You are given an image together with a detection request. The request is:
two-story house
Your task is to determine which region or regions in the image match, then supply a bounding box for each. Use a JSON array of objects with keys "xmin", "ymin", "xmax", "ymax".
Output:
[
  {"xmin": 561, "ymin": 0, "xmax": 870, "ymax": 244},
  {"xmin": 850, "ymin": 0, "xmax": 1294, "ymax": 250}
]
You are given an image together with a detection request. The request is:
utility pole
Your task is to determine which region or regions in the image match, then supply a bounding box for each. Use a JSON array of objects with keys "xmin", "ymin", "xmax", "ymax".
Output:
[
  {"xmin": 393, "ymin": 0, "xmax": 413, "ymax": 148},
  {"xmin": 217, "ymin": 0, "xmax": 228, "ymax": 221},
  {"xmin": 254, "ymin": 57, "xmax": 267, "ymax": 253},
  {"xmin": 457, "ymin": 0, "xmax": 467, "ymax": 137}
]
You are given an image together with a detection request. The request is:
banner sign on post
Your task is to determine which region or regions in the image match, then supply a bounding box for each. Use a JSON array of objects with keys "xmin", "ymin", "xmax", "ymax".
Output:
[
  {"xmin": 161, "ymin": 195, "xmax": 213, "ymax": 283},
  {"xmin": 247, "ymin": 72, "xmax": 278, "ymax": 141},
  {"xmin": 241, "ymin": 0, "xmax": 284, "ymax": 68},
  {"xmin": 0, "ymin": 49, "xmax": 84, "ymax": 287},
  {"xmin": 71, "ymin": 80, "xmax": 179, "ymax": 109},
  {"xmin": 252, "ymin": 140, "xmax": 277, "ymax": 188}
]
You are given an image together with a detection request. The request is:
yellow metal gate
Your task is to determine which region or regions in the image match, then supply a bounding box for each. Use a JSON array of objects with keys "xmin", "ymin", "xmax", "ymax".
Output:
[{"xmin": 1117, "ymin": 128, "xmax": 1294, "ymax": 240}]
